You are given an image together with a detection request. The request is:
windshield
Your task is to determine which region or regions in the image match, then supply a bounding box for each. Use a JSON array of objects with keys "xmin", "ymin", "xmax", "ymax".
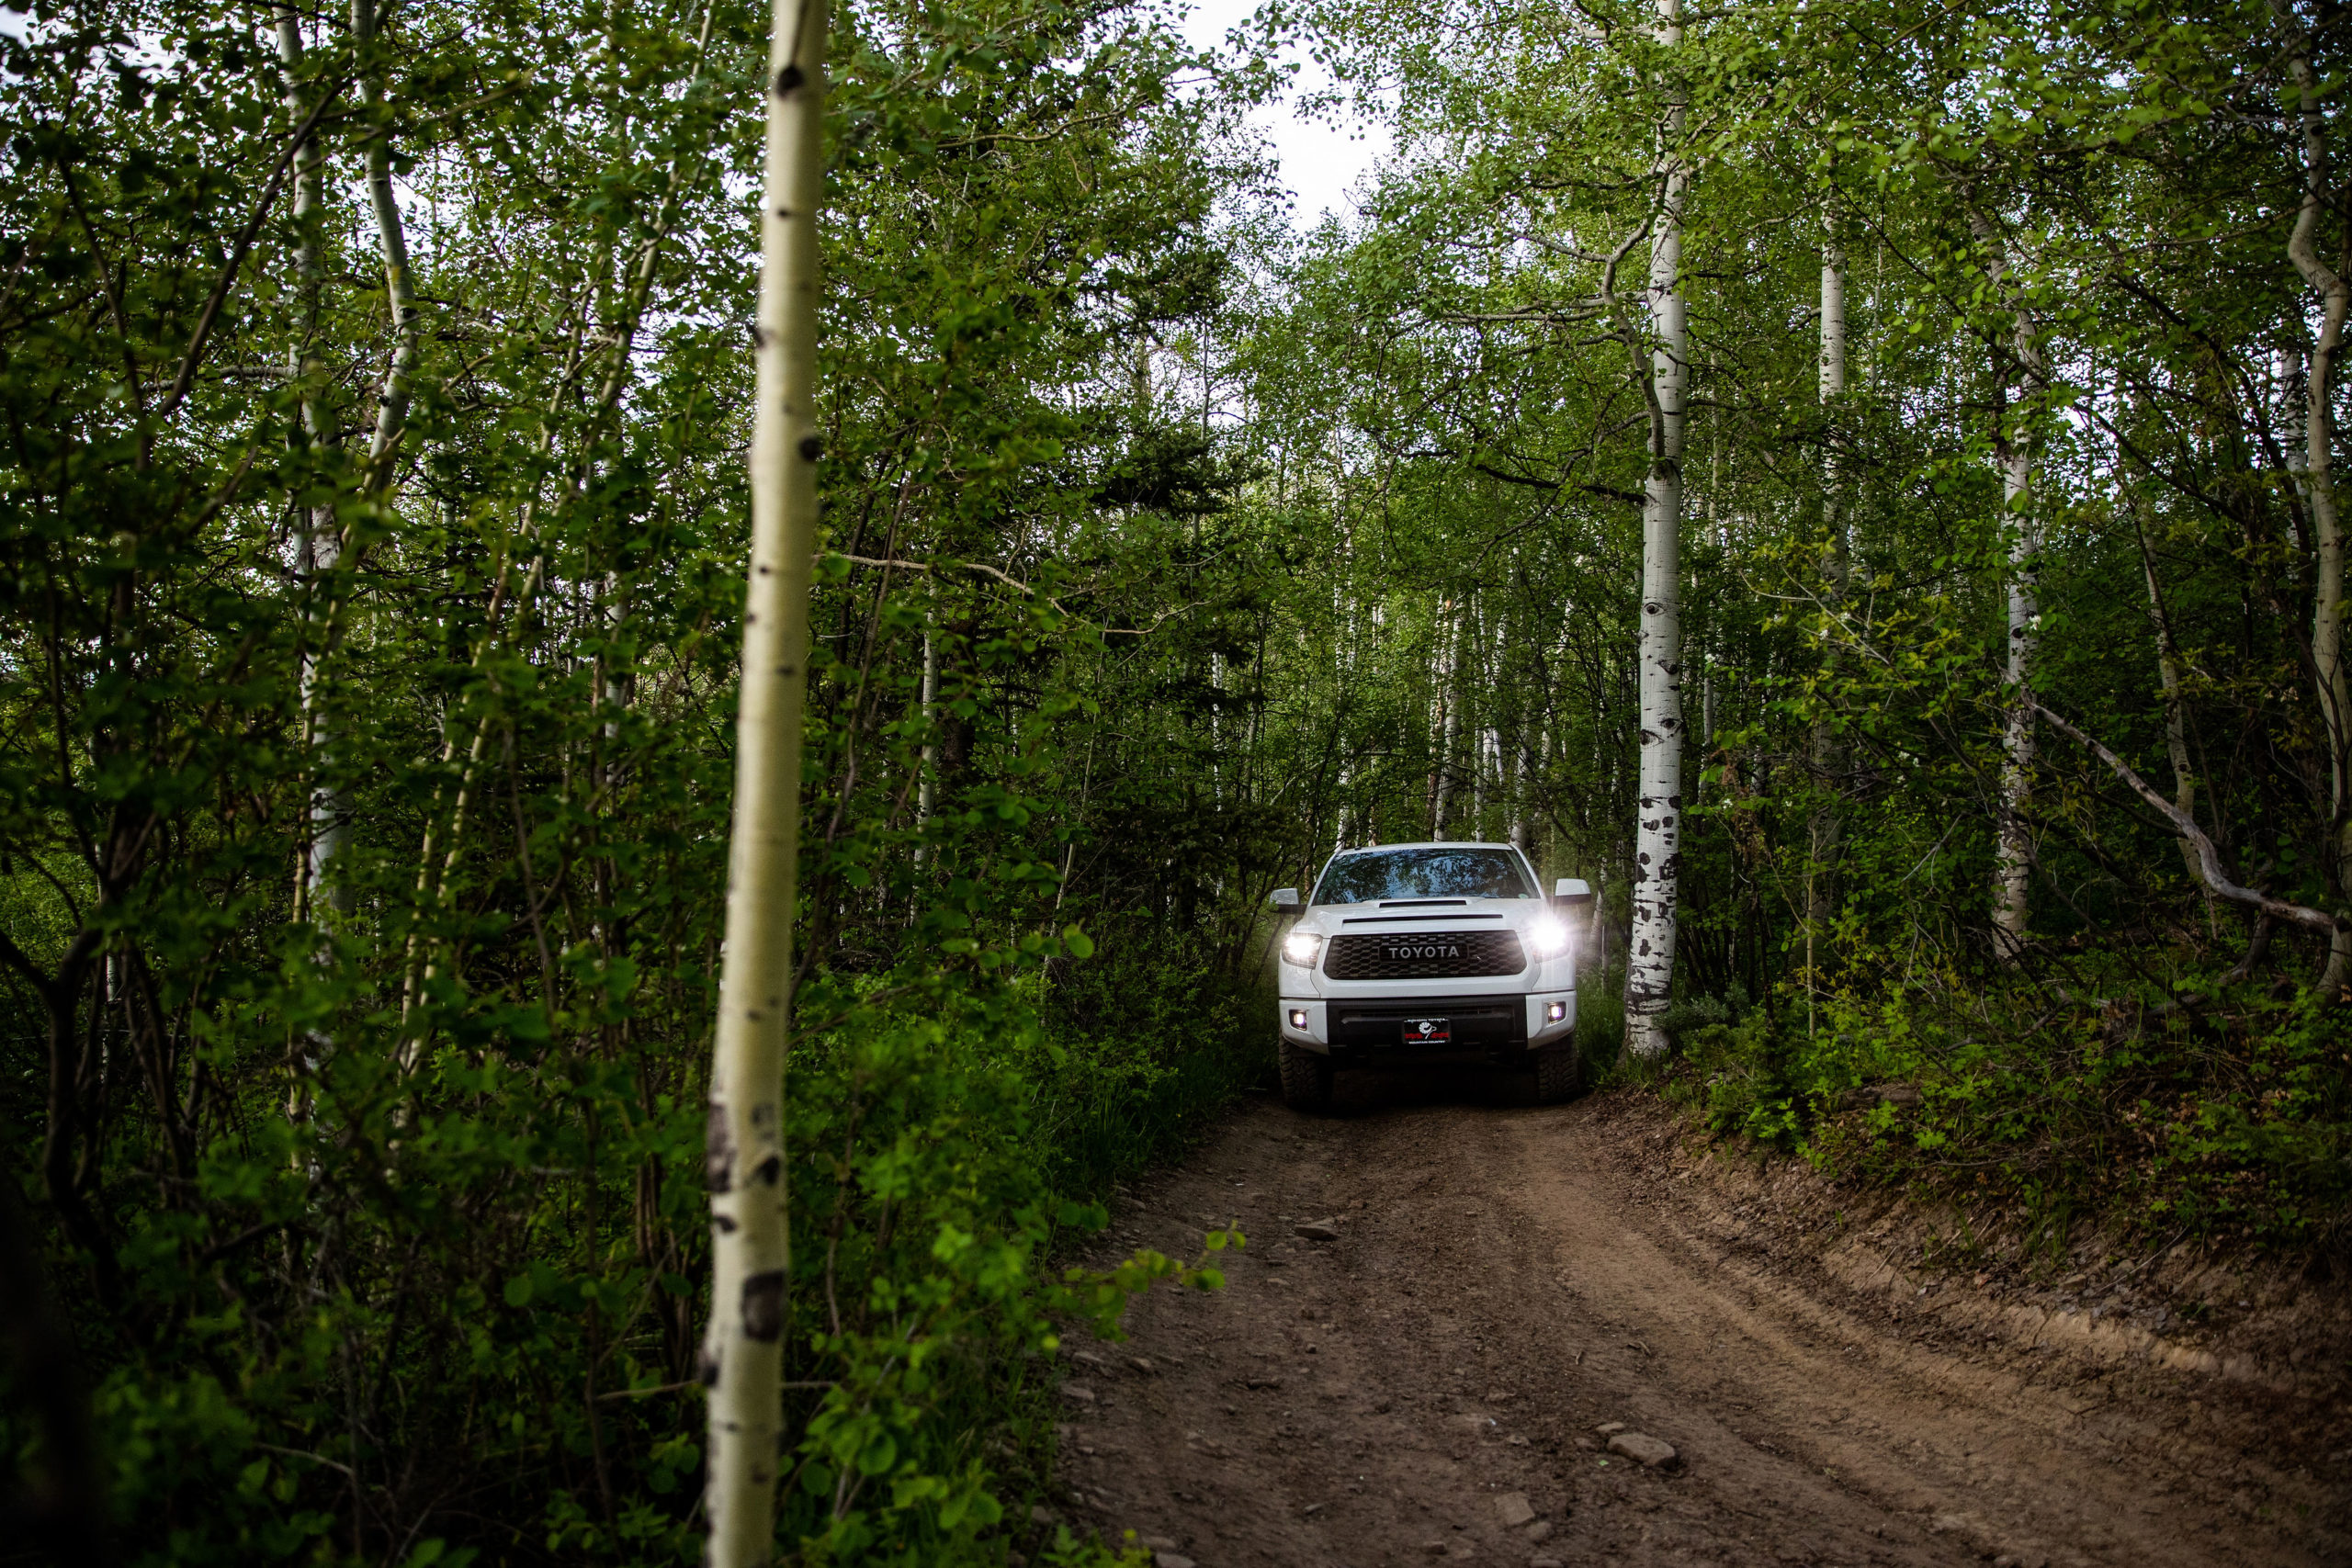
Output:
[{"xmin": 1312, "ymin": 847, "xmax": 1535, "ymax": 905}]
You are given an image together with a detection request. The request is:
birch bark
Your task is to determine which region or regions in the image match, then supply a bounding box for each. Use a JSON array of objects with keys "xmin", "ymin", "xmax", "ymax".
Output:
[
  {"xmin": 914, "ymin": 626, "xmax": 937, "ymax": 868},
  {"xmin": 353, "ymin": 0, "xmax": 420, "ymax": 483},
  {"xmin": 292, "ymin": 0, "xmax": 424, "ymax": 920},
  {"xmin": 1807, "ymin": 220, "xmax": 1847, "ymax": 958},
  {"xmin": 1472, "ymin": 727, "xmax": 1491, "ymax": 831},
  {"xmin": 1334, "ymin": 760, "xmax": 1351, "ymax": 852},
  {"xmin": 2273, "ymin": 0, "xmax": 2352, "ymax": 996},
  {"xmin": 1432, "ymin": 604, "xmax": 1463, "ymax": 837},
  {"xmin": 276, "ymin": 8, "xmax": 345, "ymax": 921},
  {"xmin": 702, "ymin": 0, "xmax": 826, "ymax": 1558},
  {"xmin": 1625, "ymin": 0, "xmax": 1688, "ymax": 1058},
  {"xmin": 1991, "ymin": 393, "xmax": 2037, "ymax": 957},
  {"xmin": 1966, "ymin": 213, "xmax": 2041, "ymax": 960}
]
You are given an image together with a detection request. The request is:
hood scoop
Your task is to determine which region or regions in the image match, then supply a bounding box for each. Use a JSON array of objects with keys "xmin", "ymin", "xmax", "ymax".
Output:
[{"xmin": 1343, "ymin": 911, "xmax": 1502, "ymax": 924}]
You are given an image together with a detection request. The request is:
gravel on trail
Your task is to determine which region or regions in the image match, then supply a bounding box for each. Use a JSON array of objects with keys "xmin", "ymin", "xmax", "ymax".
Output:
[{"xmin": 1043, "ymin": 1076, "xmax": 2350, "ymax": 1568}]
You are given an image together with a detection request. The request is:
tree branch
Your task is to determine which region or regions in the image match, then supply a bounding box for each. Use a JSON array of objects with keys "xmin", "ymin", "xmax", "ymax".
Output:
[
  {"xmin": 158, "ymin": 76, "xmax": 348, "ymax": 420},
  {"xmin": 2031, "ymin": 699, "xmax": 2337, "ymax": 933}
]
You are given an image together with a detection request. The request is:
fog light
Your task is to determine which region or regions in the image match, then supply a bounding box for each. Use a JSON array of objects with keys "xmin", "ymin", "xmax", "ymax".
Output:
[
  {"xmin": 1545, "ymin": 1001, "xmax": 1567, "ymax": 1023},
  {"xmin": 1288, "ymin": 1009, "xmax": 1308, "ymax": 1030}
]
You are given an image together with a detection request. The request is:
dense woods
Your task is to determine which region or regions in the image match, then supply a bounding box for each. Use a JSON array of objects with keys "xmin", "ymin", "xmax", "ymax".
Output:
[{"xmin": 5, "ymin": 0, "xmax": 2352, "ymax": 1559}]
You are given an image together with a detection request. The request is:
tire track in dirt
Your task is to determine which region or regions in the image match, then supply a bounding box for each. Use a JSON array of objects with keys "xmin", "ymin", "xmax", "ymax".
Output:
[{"xmin": 1043, "ymin": 1077, "xmax": 2347, "ymax": 1568}]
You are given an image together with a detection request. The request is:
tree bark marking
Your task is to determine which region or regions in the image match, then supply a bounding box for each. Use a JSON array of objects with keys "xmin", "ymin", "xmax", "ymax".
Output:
[
  {"xmin": 1627, "ymin": 0, "xmax": 1687, "ymax": 1058},
  {"xmin": 702, "ymin": 0, "xmax": 827, "ymax": 1559}
]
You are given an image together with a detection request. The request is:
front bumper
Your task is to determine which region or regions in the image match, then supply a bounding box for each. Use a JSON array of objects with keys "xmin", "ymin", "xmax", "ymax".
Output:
[{"xmin": 1278, "ymin": 989, "xmax": 1576, "ymax": 1057}]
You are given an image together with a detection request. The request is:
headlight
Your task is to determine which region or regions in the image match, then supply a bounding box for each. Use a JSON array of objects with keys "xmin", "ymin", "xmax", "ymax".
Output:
[
  {"xmin": 1282, "ymin": 930, "xmax": 1323, "ymax": 966},
  {"xmin": 1529, "ymin": 917, "xmax": 1569, "ymax": 958}
]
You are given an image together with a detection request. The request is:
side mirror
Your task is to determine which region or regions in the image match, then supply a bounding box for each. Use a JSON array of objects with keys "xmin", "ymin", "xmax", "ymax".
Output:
[
  {"xmin": 1553, "ymin": 877, "xmax": 1594, "ymax": 909},
  {"xmin": 1271, "ymin": 886, "xmax": 1303, "ymax": 917}
]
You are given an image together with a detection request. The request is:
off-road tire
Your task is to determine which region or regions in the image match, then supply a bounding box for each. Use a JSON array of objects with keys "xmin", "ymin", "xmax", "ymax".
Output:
[
  {"xmin": 1278, "ymin": 1038, "xmax": 1335, "ymax": 1112},
  {"xmin": 1528, "ymin": 1043, "xmax": 1581, "ymax": 1105}
]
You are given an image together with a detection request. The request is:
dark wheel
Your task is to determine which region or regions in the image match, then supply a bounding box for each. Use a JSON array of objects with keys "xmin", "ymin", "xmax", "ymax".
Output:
[
  {"xmin": 1278, "ymin": 1038, "xmax": 1334, "ymax": 1112},
  {"xmin": 1528, "ymin": 1044, "xmax": 1581, "ymax": 1105}
]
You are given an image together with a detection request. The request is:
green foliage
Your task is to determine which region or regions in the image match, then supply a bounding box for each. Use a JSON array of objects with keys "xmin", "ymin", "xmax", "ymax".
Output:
[
  {"xmin": 17, "ymin": 0, "xmax": 2352, "ymax": 1555},
  {"xmin": 1661, "ymin": 967, "xmax": 2352, "ymax": 1251},
  {"xmin": 1239, "ymin": 0, "xmax": 2352, "ymax": 1259},
  {"xmin": 0, "ymin": 0, "xmax": 1286, "ymax": 1557}
]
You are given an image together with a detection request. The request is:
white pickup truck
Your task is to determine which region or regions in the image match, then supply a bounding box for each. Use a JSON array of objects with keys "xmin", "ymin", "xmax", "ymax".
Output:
[{"xmin": 1269, "ymin": 841, "xmax": 1593, "ymax": 1111}]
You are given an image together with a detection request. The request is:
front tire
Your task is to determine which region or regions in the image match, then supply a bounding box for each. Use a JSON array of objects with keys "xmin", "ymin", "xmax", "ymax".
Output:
[
  {"xmin": 1278, "ymin": 1038, "xmax": 1334, "ymax": 1112},
  {"xmin": 1528, "ymin": 1044, "xmax": 1581, "ymax": 1105}
]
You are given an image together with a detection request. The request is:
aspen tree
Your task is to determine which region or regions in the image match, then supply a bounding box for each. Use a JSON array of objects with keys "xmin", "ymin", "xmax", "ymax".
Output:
[
  {"xmin": 1625, "ymin": 0, "xmax": 1689, "ymax": 1058},
  {"xmin": 277, "ymin": 5, "xmax": 343, "ymax": 1145},
  {"xmin": 355, "ymin": 0, "xmax": 419, "ymax": 486},
  {"xmin": 702, "ymin": 0, "xmax": 826, "ymax": 1556},
  {"xmin": 2273, "ymin": 0, "xmax": 2352, "ymax": 997},
  {"xmin": 292, "ymin": 0, "xmax": 424, "ymax": 921},
  {"xmin": 1970, "ymin": 217, "xmax": 2042, "ymax": 963},
  {"xmin": 276, "ymin": 7, "xmax": 344, "ymax": 921},
  {"xmin": 915, "ymin": 626, "xmax": 938, "ymax": 868},
  {"xmin": 1992, "ymin": 423, "xmax": 2038, "ymax": 955},
  {"xmin": 1432, "ymin": 604, "xmax": 1463, "ymax": 836},
  {"xmin": 1470, "ymin": 726, "xmax": 1489, "ymax": 831},
  {"xmin": 1807, "ymin": 215, "xmax": 1846, "ymax": 995}
]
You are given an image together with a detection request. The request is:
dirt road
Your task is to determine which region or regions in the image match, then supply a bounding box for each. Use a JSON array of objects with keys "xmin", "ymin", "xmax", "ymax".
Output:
[{"xmin": 1046, "ymin": 1077, "xmax": 2350, "ymax": 1568}]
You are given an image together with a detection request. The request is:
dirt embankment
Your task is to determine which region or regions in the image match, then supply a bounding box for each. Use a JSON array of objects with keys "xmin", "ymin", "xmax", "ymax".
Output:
[{"xmin": 1032, "ymin": 1077, "xmax": 2352, "ymax": 1568}]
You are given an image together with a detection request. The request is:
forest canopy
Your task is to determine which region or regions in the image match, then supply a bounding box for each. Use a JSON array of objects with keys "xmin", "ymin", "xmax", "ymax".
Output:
[{"xmin": 4, "ymin": 0, "xmax": 2351, "ymax": 1559}]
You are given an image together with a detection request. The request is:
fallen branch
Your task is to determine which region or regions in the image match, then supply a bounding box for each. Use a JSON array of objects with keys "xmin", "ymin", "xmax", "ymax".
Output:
[{"xmin": 2030, "ymin": 699, "xmax": 2337, "ymax": 934}]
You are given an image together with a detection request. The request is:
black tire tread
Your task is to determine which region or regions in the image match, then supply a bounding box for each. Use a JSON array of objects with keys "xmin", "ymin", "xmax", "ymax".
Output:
[
  {"xmin": 1531, "ymin": 1043, "xmax": 1581, "ymax": 1104},
  {"xmin": 1278, "ymin": 1038, "xmax": 1334, "ymax": 1112}
]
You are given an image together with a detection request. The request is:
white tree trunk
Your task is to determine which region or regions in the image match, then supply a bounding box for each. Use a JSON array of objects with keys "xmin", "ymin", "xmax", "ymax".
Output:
[
  {"xmin": 1624, "ymin": 0, "xmax": 1688, "ymax": 1059},
  {"xmin": 2274, "ymin": 0, "xmax": 2352, "ymax": 995},
  {"xmin": 702, "ymin": 0, "xmax": 827, "ymax": 1559},
  {"xmin": 1967, "ymin": 216, "xmax": 2042, "ymax": 960},
  {"xmin": 353, "ymin": 0, "xmax": 419, "ymax": 481},
  {"xmin": 277, "ymin": 8, "xmax": 346, "ymax": 921},
  {"xmin": 294, "ymin": 0, "xmax": 424, "ymax": 919},
  {"xmin": 1471, "ymin": 726, "xmax": 1490, "ymax": 832},
  {"xmin": 1807, "ymin": 221, "xmax": 1847, "ymax": 951},
  {"xmin": 1334, "ymin": 760, "xmax": 1351, "ymax": 853},
  {"xmin": 274, "ymin": 6, "xmax": 327, "ymax": 462},
  {"xmin": 914, "ymin": 626, "xmax": 937, "ymax": 868},
  {"xmin": 1991, "ymin": 428, "xmax": 2037, "ymax": 955},
  {"xmin": 1502, "ymin": 728, "xmax": 1524, "ymax": 851},
  {"xmin": 1432, "ymin": 604, "xmax": 1463, "ymax": 837},
  {"xmin": 1586, "ymin": 869, "xmax": 1608, "ymax": 970}
]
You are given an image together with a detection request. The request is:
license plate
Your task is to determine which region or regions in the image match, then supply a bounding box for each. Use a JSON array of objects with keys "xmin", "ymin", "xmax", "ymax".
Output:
[{"xmin": 1400, "ymin": 1016, "xmax": 1451, "ymax": 1045}]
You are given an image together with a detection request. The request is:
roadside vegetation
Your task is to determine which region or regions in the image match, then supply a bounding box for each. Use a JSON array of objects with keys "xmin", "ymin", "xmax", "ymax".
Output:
[{"xmin": 6, "ymin": 0, "xmax": 2352, "ymax": 1562}]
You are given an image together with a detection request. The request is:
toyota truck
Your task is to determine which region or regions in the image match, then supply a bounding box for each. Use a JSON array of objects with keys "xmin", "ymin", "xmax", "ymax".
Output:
[{"xmin": 1268, "ymin": 841, "xmax": 1593, "ymax": 1111}]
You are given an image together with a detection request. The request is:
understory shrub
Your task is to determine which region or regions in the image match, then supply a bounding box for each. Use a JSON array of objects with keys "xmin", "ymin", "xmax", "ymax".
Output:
[
  {"xmin": 1659, "ymin": 963, "xmax": 2352, "ymax": 1256},
  {"xmin": 6, "ymin": 960, "xmax": 1249, "ymax": 1568}
]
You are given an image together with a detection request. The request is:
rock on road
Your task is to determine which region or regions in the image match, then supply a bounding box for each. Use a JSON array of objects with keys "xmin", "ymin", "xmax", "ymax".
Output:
[{"xmin": 1048, "ymin": 1080, "xmax": 2348, "ymax": 1568}]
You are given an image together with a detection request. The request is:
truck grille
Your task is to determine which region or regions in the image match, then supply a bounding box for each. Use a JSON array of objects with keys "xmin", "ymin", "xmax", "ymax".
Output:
[{"xmin": 1323, "ymin": 930, "xmax": 1527, "ymax": 980}]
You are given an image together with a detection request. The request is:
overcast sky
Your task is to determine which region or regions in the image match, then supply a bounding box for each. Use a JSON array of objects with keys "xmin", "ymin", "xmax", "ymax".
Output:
[{"xmin": 1175, "ymin": 0, "xmax": 1391, "ymax": 231}]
